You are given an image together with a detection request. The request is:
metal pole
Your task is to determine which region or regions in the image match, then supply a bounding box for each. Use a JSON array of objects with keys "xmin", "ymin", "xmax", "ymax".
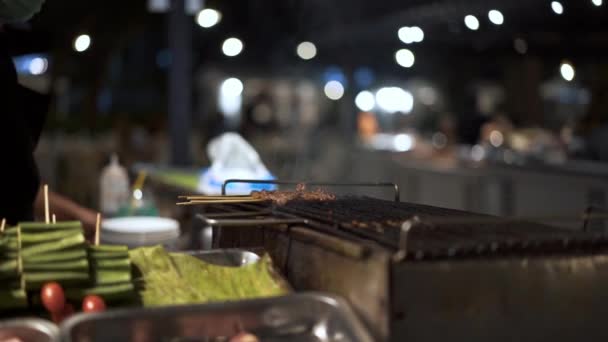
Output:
[{"xmin": 168, "ymin": 0, "xmax": 192, "ymax": 165}]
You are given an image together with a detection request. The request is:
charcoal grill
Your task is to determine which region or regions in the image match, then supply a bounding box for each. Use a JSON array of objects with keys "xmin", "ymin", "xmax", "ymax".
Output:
[{"xmin": 193, "ymin": 180, "xmax": 608, "ymax": 342}]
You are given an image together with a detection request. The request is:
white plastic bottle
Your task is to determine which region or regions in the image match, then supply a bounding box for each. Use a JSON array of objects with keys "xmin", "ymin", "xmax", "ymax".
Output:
[{"xmin": 99, "ymin": 154, "xmax": 129, "ymax": 216}]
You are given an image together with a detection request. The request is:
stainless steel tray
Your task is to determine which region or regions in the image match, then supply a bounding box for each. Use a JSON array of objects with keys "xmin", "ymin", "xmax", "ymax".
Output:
[
  {"xmin": 60, "ymin": 293, "xmax": 374, "ymax": 342},
  {"xmin": 184, "ymin": 248, "xmax": 260, "ymax": 267},
  {"xmin": 0, "ymin": 318, "xmax": 59, "ymax": 342}
]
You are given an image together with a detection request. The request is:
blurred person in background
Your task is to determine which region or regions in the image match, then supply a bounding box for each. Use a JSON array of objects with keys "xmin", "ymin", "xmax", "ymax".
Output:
[{"xmin": 1, "ymin": 0, "xmax": 98, "ymax": 234}]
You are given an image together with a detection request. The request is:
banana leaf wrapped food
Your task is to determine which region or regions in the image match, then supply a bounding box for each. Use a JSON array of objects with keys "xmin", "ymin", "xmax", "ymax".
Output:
[{"xmin": 130, "ymin": 245, "xmax": 288, "ymax": 307}]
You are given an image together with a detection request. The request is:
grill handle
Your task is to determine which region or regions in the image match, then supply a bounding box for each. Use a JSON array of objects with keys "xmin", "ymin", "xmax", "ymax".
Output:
[
  {"xmin": 393, "ymin": 216, "xmax": 420, "ymax": 262},
  {"xmin": 221, "ymin": 179, "xmax": 401, "ymax": 202}
]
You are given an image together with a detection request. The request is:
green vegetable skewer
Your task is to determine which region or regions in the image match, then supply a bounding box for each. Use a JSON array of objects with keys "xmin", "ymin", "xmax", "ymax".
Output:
[
  {"xmin": 94, "ymin": 269, "xmax": 132, "ymax": 285},
  {"xmin": 89, "ymin": 245, "xmax": 129, "ymax": 253},
  {"xmin": 24, "ymin": 249, "xmax": 87, "ymax": 263},
  {"xmin": 89, "ymin": 251, "xmax": 129, "ymax": 259},
  {"xmin": 92, "ymin": 258, "xmax": 130, "ymax": 269},
  {"xmin": 20, "ymin": 233, "xmax": 85, "ymax": 258},
  {"xmin": 20, "ymin": 228, "xmax": 82, "ymax": 244},
  {"xmin": 19, "ymin": 221, "xmax": 82, "ymax": 231},
  {"xmin": 24, "ymin": 271, "xmax": 90, "ymax": 290},
  {"xmin": 23, "ymin": 258, "xmax": 88, "ymax": 272}
]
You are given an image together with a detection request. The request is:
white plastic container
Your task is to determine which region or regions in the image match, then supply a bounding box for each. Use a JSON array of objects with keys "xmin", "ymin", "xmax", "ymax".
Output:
[
  {"xmin": 101, "ymin": 216, "xmax": 180, "ymax": 249},
  {"xmin": 99, "ymin": 154, "xmax": 130, "ymax": 216}
]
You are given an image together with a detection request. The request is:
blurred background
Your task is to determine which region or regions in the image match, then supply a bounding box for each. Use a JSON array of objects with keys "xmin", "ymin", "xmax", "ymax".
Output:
[{"xmin": 6, "ymin": 0, "xmax": 608, "ymax": 229}]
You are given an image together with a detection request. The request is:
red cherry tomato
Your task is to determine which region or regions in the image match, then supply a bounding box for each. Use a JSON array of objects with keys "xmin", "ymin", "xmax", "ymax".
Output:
[
  {"xmin": 82, "ymin": 295, "xmax": 106, "ymax": 313},
  {"xmin": 40, "ymin": 282, "xmax": 65, "ymax": 314}
]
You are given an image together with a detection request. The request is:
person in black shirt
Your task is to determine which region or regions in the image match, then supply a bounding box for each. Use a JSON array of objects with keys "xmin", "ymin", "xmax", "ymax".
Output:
[
  {"xmin": 0, "ymin": 33, "xmax": 45, "ymax": 225},
  {"xmin": 1, "ymin": 2, "xmax": 97, "ymax": 234}
]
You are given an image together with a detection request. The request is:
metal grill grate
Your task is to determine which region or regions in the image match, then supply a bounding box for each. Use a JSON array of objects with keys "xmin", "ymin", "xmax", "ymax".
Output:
[
  {"xmin": 194, "ymin": 180, "xmax": 608, "ymax": 261},
  {"xmin": 277, "ymin": 197, "xmax": 608, "ymax": 260}
]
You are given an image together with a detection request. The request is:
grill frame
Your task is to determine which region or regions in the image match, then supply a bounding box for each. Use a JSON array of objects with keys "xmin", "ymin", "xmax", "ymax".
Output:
[
  {"xmin": 198, "ymin": 195, "xmax": 608, "ymax": 261},
  {"xmin": 190, "ymin": 180, "xmax": 608, "ymax": 341}
]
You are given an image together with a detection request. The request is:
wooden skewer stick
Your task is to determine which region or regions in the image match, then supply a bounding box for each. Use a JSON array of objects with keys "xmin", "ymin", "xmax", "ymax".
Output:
[
  {"xmin": 52, "ymin": 214, "xmax": 56, "ymax": 224},
  {"xmin": 178, "ymin": 195, "xmax": 254, "ymax": 199},
  {"xmin": 187, "ymin": 198, "xmax": 264, "ymax": 202},
  {"xmin": 176, "ymin": 199, "xmax": 266, "ymax": 205},
  {"xmin": 95, "ymin": 213, "xmax": 101, "ymax": 246},
  {"xmin": 0, "ymin": 218, "xmax": 5, "ymax": 233},
  {"xmin": 180, "ymin": 196, "xmax": 256, "ymax": 200},
  {"xmin": 44, "ymin": 184, "xmax": 50, "ymax": 224}
]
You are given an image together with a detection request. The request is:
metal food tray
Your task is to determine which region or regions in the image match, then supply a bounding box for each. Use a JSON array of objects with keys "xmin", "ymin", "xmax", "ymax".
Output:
[
  {"xmin": 60, "ymin": 293, "xmax": 373, "ymax": 342},
  {"xmin": 0, "ymin": 318, "xmax": 59, "ymax": 342},
  {"xmin": 184, "ymin": 248, "xmax": 260, "ymax": 267}
]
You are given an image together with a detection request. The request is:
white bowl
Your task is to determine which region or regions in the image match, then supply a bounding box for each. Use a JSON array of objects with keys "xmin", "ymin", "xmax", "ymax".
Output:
[{"xmin": 101, "ymin": 216, "xmax": 179, "ymax": 248}]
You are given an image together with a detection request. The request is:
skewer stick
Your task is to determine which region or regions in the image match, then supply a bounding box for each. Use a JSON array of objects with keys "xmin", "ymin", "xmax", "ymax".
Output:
[
  {"xmin": 44, "ymin": 184, "xmax": 50, "ymax": 224},
  {"xmin": 0, "ymin": 218, "xmax": 5, "ymax": 233},
  {"xmin": 95, "ymin": 213, "xmax": 101, "ymax": 246},
  {"xmin": 52, "ymin": 214, "xmax": 56, "ymax": 224},
  {"xmin": 179, "ymin": 195, "xmax": 256, "ymax": 200},
  {"xmin": 176, "ymin": 199, "xmax": 266, "ymax": 205},
  {"xmin": 188, "ymin": 198, "xmax": 264, "ymax": 202},
  {"xmin": 178, "ymin": 195, "xmax": 254, "ymax": 199}
]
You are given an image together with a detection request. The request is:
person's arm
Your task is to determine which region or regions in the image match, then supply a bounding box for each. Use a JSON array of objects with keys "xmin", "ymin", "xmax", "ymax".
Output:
[{"xmin": 34, "ymin": 187, "xmax": 98, "ymax": 239}]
